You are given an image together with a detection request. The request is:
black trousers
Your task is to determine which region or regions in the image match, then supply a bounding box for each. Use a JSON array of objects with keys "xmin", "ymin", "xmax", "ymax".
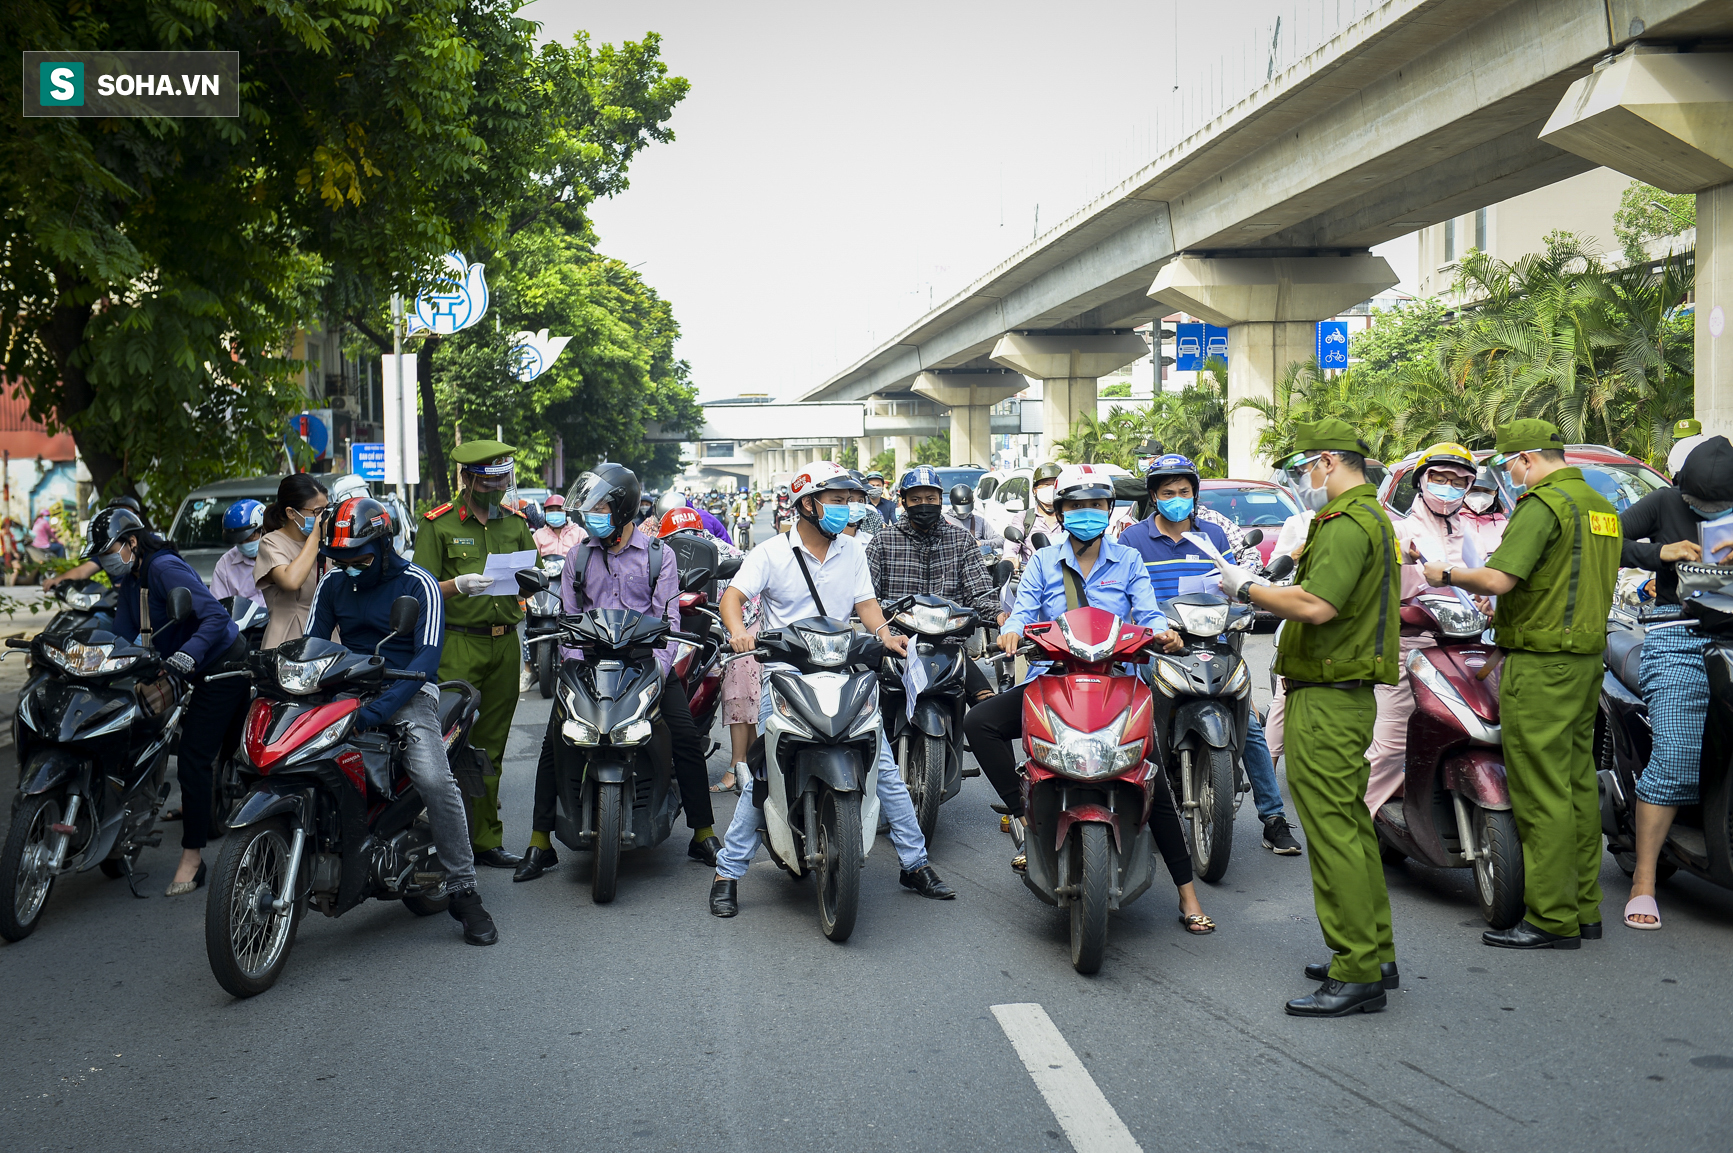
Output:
[
  {"xmin": 532, "ymin": 674, "xmax": 715, "ymax": 837},
  {"xmin": 177, "ymin": 646, "xmax": 251, "ymax": 850},
  {"xmin": 962, "ymin": 680, "xmax": 1194, "ymax": 887}
]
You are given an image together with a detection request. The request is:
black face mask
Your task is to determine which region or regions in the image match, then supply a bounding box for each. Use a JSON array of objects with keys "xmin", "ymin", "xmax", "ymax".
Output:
[{"xmin": 905, "ymin": 503, "xmax": 943, "ymax": 531}]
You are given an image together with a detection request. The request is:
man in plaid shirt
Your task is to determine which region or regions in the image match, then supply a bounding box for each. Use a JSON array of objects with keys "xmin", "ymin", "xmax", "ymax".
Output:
[{"xmin": 866, "ymin": 466, "xmax": 1005, "ymax": 704}]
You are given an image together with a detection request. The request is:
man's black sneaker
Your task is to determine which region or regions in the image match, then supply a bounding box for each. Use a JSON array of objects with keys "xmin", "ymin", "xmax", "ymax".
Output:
[
  {"xmin": 1262, "ymin": 815, "xmax": 1302, "ymax": 855},
  {"xmin": 448, "ymin": 888, "xmax": 498, "ymax": 946}
]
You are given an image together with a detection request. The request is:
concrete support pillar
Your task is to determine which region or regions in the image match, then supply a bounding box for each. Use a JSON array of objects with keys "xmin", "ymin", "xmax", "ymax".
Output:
[
  {"xmin": 989, "ymin": 333, "xmax": 1149, "ymax": 459},
  {"xmin": 1702, "ymin": 182, "xmax": 1732, "ymax": 437},
  {"xmin": 1151, "ymin": 254, "xmax": 1397, "ymax": 477},
  {"xmin": 912, "ymin": 371, "xmax": 1022, "ymax": 467},
  {"xmin": 856, "ymin": 436, "xmax": 882, "ymax": 470},
  {"xmin": 886, "ymin": 436, "xmax": 912, "ymax": 479}
]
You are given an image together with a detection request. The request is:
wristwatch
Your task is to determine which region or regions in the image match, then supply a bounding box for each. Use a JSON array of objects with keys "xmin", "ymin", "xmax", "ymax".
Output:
[
  {"xmin": 1237, "ymin": 581, "xmax": 1255, "ymax": 605},
  {"xmin": 1441, "ymin": 564, "xmax": 1455, "ymax": 586}
]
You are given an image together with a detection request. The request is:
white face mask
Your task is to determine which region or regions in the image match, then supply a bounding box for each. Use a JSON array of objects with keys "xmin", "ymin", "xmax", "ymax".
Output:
[
  {"xmin": 1290, "ymin": 460, "xmax": 1330, "ymax": 513},
  {"xmin": 1464, "ymin": 491, "xmax": 1496, "ymax": 515}
]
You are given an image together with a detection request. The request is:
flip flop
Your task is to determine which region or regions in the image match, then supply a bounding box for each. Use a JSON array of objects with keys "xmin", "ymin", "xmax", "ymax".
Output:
[
  {"xmin": 1179, "ymin": 912, "xmax": 1216, "ymax": 935},
  {"xmin": 1624, "ymin": 894, "xmax": 1662, "ymax": 930}
]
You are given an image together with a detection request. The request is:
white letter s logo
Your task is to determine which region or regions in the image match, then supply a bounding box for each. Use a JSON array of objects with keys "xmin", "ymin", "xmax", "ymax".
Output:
[{"xmin": 49, "ymin": 67, "xmax": 75, "ymax": 101}]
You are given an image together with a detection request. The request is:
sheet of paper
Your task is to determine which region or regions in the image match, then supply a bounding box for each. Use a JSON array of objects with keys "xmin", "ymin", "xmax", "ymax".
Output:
[
  {"xmin": 1410, "ymin": 532, "xmax": 1447, "ymax": 564},
  {"xmin": 1178, "ymin": 573, "xmax": 1221, "ymax": 595},
  {"xmin": 1701, "ymin": 512, "xmax": 1733, "ymax": 567},
  {"xmin": 1459, "ymin": 531, "xmax": 1483, "ymax": 571},
  {"xmin": 481, "ymin": 549, "xmax": 538, "ymax": 596}
]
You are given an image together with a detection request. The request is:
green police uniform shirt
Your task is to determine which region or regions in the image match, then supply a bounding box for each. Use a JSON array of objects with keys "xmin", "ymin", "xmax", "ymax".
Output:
[
  {"xmin": 413, "ymin": 501, "xmax": 536, "ymax": 629},
  {"xmin": 1483, "ymin": 467, "xmax": 1618, "ymax": 655},
  {"xmin": 1272, "ymin": 483, "xmax": 1400, "ymax": 685}
]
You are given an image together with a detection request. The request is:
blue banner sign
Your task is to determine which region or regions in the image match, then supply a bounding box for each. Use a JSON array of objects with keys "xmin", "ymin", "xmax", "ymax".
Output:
[{"xmin": 1317, "ymin": 320, "xmax": 1350, "ymax": 369}]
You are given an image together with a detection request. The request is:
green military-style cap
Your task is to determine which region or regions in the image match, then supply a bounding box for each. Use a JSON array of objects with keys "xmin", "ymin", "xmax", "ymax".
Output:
[
  {"xmin": 451, "ymin": 439, "xmax": 516, "ymax": 469},
  {"xmin": 1674, "ymin": 418, "xmax": 1702, "ymax": 439},
  {"xmin": 1291, "ymin": 418, "xmax": 1369, "ymax": 454},
  {"xmin": 1492, "ymin": 418, "xmax": 1564, "ymax": 455}
]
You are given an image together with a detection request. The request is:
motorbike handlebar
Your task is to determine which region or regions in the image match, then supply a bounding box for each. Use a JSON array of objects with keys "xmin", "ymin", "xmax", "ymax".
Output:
[
  {"xmin": 5, "ymin": 636, "xmax": 31, "ymax": 649},
  {"xmin": 203, "ymin": 669, "xmax": 251, "ymax": 681},
  {"xmin": 383, "ymin": 669, "xmax": 426, "ymax": 681}
]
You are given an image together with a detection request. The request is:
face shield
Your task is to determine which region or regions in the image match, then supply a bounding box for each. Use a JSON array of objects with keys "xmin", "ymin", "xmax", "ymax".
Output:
[
  {"xmin": 1277, "ymin": 451, "xmax": 1330, "ymax": 513},
  {"xmin": 1485, "ymin": 451, "xmax": 1530, "ymax": 505},
  {"xmin": 461, "ymin": 457, "xmax": 517, "ymax": 518}
]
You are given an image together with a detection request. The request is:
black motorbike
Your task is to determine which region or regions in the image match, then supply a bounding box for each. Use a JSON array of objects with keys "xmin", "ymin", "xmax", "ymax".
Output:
[
  {"xmin": 0, "ymin": 588, "xmax": 197, "ymax": 940},
  {"xmin": 40, "ymin": 578, "xmax": 119, "ymax": 642},
  {"xmin": 526, "ymin": 552, "xmax": 565, "ymax": 699},
  {"xmin": 204, "ymin": 597, "xmax": 485, "ymax": 997},
  {"xmin": 1599, "ymin": 572, "xmax": 1733, "ymax": 892},
  {"xmin": 880, "ymin": 594, "xmax": 980, "ymax": 840}
]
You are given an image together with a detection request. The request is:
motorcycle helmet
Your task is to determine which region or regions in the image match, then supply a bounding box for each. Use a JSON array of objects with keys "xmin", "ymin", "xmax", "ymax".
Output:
[
  {"xmin": 1144, "ymin": 453, "xmax": 1200, "ymax": 497},
  {"xmin": 658, "ymin": 508, "xmax": 705, "ymax": 537},
  {"xmin": 320, "ymin": 496, "xmax": 394, "ymax": 585},
  {"xmin": 327, "ymin": 472, "xmax": 370, "ymax": 506},
  {"xmin": 222, "ymin": 498, "xmax": 266, "ymax": 545},
  {"xmin": 1031, "ymin": 461, "xmax": 1064, "ymax": 512},
  {"xmin": 949, "ymin": 483, "xmax": 975, "ymax": 515},
  {"xmin": 1413, "ymin": 442, "xmax": 1477, "ymax": 516},
  {"xmin": 83, "ymin": 506, "xmax": 146, "ymax": 561},
  {"xmin": 790, "ymin": 461, "xmax": 866, "ymax": 539},
  {"xmin": 1051, "ymin": 464, "xmax": 1116, "ymax": 512},
  {"xmin": 654, "ymin": 488, "xmax": 689, "ymax": 519},
  {"xmin": 898, "ymin": 465, "xmax": 943, "ymax": 498},
  {"xmin": 569, "ymin": 463, "xmax": 642, "ymax": 547}
]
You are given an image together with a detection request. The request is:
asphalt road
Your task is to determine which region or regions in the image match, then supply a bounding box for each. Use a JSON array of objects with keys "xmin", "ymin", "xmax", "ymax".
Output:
[{"xmin": 4, "ymin": 519, "xmax": 1733, "ymax": 1152}]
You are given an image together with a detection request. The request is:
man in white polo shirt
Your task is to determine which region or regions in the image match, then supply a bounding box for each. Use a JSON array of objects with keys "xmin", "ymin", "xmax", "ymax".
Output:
[{"xmin": 710, "ymin": 461, "xmax": 957, "ymax": 916}]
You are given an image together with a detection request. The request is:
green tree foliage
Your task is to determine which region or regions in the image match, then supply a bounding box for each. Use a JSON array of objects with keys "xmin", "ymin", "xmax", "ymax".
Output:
[
  {"xmin": 1052, "ymin": 361, "xmax": 1226, "ymax": 476},
  {"xmin": 867, "ymin": 449, "xmax": 896, "ymax": 476},
  {"xmin": 1613, "ymin": 180, "xmax": 1696, "ymax": 267},
  {"xmin": 912, "ymin": 432, "xmax": 950, "ymax": 466}
]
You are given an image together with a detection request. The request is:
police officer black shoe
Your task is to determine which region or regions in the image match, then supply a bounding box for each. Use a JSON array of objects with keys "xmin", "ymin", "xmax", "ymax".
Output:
[
  {"xmin": 1580, "ymin": 921, "xmax": 1603, "ymax": 940},
  {"xmin": 899, "ymin": 865, "xmax": 957, "ymax": 900},
  {"xmin": 687, "ymin": 835, "xmax": 722, "ymax": 868},
  {"xmin": 1262, "ymin": 815, "xmax": 1302, "ymax": 855},
  {"xmin": 473, "ymin": 847, "xmax": 522, "ymax": 869},
  {"xmin": 1284, "ymin": 979, "xmax": 1387, "ymax": 1017},
  {"xmin": 1305, "ymin": 960, "xmax": 1399, "ymax": 990},
  {"xmin": 1482, "ymin": 920, "xmax": 1581, "ymax": 949},
  {"xmin": 512, "ymin": 846, "xmax": 558, "ymax": 882},
  {"xmin": 448, "ymin": 888, "xmax": 498, "ymax": 946},
  {"xmin": 709, "ymin": 879, "xmax": 738, "ymax": 918}
]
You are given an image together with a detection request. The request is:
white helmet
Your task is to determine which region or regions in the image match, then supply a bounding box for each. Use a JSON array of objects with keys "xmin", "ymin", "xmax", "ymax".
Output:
[
  {"xmin": 1053, "ymin": 463, "xmax": 1116, "ymax": 509},
  {"xmin": 329, "ymin": 473, "xmax": 370, "ymax": 505},
  {"xmin": 789, "ymin": 460, "xmax": 865, "ymax": 501}
]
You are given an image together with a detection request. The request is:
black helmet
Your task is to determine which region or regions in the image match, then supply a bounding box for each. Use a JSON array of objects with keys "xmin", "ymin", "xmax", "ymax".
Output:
[
  {"xmin": 569, "ymin": 463, "xmax": 641, "ymax": 547},
  {"xmin": 83, "ymin": 507, "xmax": 145, "ymax": 560},
  {"xmin": 949, "ymin": 483, "xmax": 974, "ymax": 511}
]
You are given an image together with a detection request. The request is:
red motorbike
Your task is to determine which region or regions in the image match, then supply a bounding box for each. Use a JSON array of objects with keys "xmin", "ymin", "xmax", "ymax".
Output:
[
  {"xmin": 659, "ymin": 530, "xmax": 744, "ymax": 751},
  {"xmin": 1013, "ymin": 605, "xmax": 1167, "ymax": 974},
  {"xmin": 1372, "ymin": 592, "xmax": 1523, "ymax": 928}
]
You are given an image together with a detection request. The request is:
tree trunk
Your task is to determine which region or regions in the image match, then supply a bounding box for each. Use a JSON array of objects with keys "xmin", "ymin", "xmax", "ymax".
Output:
[
  {"xmin": 41, "ymin": 269, "xmax": 137, "ymax": 508},
  {"xmin": 415, "ymin": 337, "xmax": 450, "ymax": 504}
]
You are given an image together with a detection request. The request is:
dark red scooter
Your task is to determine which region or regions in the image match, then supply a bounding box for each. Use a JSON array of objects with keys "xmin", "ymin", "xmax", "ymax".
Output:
[
  {"xmin": 1012, "ymin": 605, "xmax": 1167, "ymax": 974},
  {"xmin": 1373, "ymin": 593, "xmax": 1523, "ymax": 928}
]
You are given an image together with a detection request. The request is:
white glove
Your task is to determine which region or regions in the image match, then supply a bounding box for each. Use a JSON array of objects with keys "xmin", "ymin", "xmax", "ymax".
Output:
[
  {"xmin": 165, "ymin": 651, "xmax": 197, "ymax": 676},
  {"xmin": 1218, "ymin": 563, "xmax": 1255, "ymax": 599},
  {"xmin": 453, "ymin": 572, "xmax": 491, "ymax": 597}
]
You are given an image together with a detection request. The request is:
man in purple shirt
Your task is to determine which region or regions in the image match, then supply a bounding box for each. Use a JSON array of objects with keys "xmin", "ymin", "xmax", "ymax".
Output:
[
  {"xmin": 513, "ymin": 464, "xmax": 720, "ymax": 881},
  {"xmin": 208, "ymin": 498, "xmax": 267, "ymax": 607}
]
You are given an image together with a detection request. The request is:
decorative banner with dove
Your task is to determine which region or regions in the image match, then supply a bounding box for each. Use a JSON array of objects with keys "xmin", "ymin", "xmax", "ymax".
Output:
[
  {"xmin": 408, "ymin": 252, "xmax": 489, "ymax": 336},
  {"xmin": 510, "ymin": 329, "xmax": 573, "ymax": 382}
]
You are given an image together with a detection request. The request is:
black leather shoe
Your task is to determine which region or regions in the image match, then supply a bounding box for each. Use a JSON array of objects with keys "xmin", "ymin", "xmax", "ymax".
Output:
[
  {"xmin": 512, "ymin": 845, "xmax": 558, "ymax": 882},
  {"xmin": 1305, "ymin": 960, "xmax": 1399, "ymax": 990},
  {"xmin": 899, "ymin": 865, "xmax": 957, "ymax": 900},
  {"xmin": 709, "ymin": 879, "xmax": 738, "ymax": 918},
  {"xmin": 473, "ymin": 847, "xmax": 522, "ymax": 869},
  {"xmin": 1285, "ymin": 979, "xmax": 1387, "ymax": 1017},
  {"xmin": 448, "ymin": 888, "xmax": 498, "ymax": 946},
  {"xmin": 1482, "ymin": 919, "xmax": 1581, "ymax": 950},
  {"xmin": 688, "ymin": 835, "xmax": 722, "ymax": 868},
  {"xmin": 1580, "ymin": 921, "xmax": 1602, "ymax": 940}
]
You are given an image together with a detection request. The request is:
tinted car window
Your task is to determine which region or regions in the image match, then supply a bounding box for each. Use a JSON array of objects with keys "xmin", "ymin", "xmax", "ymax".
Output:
[
  {"xmin": 1580, "ymin": 462, "xmax": 1667, "ymax": 512},
  {"xmin": 976, "ymin": 476, "xmax": 999, "ymax": 501},
  {"xmin": 170, "ymin": 496, "xmax": 248, "ymax": 549},
  {"xmin": 997, "ymin": 476, "xmax": 1030, "ymax": 508},
  {"xmin": 1200, "ymin": 486, "xmax": 1297, "ymax": 526},
  {"xmin": 1387, "ymin": 466, "xmax": 1422, "ymax": 516},
  {"xmin": 934, "ymin": 467, "xmax": 985, "ymax": 492}
]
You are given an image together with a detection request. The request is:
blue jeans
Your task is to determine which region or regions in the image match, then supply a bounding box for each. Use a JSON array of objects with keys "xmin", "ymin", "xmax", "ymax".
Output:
[
  {"xmin": 715, "ymin": 670, "xmax": 929, "ymax": 879},
  {"xmin": 1244, "ymin": 714, "xmax": 1285, "ymax": 822}
]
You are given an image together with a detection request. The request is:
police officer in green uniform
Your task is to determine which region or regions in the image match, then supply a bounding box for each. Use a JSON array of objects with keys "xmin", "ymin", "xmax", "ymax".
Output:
[
  {"xmin": 415, "ymin": 440, "xmax": 537, "ymax": 868},
  {"xmin": 1218, "ymin": 419, "xmax": 1400, "ymax": 1017},
  {"xmin": 1423, "ymin": 419, "xmax": 1618, "ymax": 949}
]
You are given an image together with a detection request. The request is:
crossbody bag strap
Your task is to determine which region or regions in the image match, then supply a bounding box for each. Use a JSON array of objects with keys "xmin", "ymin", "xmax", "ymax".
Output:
[
  {"xmin": 791, "ymin": 545, "xmax": 829, "ymax": 618},
  {"xmin": 1061, "ymin": 562, "xmax": 1089, "ymax": 612}
]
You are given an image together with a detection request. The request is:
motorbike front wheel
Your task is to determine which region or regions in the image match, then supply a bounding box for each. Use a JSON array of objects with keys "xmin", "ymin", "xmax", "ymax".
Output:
[
  {"xmin": 1069, "ymin": 823, "xmax": 1112, "ymax": 974},
  {"xmin": 1188, "ymin": 747, "xmax": 1236, "ymax": 884},
  {"xmin": 816, "ymin": 789, "xmax": 862, "ymax": 942},
  {"xmin": 206, "ymin": 817, "xmax": 303, "ymax": 998},
  {"xmin": 906, "ymin": 734, "xmax": 945, "ymax": 842},
  {"xmin": 591, "ymin": 780, "xmax": 623, "ymax": 904},
  {"xmin": 0, "ymin": 794, "xmax": 62, "ymax": 941},
  {"xmin": 536, "ymin": 641, "xmax": 555, "ymax": 700},
  {"xmin": 1473, "ymin": 806, "xmax": 1524, "ymax": 929}
]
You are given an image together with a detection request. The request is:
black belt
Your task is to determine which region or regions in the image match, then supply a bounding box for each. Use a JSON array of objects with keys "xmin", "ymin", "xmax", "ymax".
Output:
[
  {"xmin": 1282, "ymin": 677, "xmax": 1365, "ymax": 693},
  {"xmin": 448, "ymin": 622, "xmax": 516, "ymax": 638}
]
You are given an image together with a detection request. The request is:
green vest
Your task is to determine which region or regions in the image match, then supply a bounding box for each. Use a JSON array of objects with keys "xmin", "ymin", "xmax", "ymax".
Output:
[
  {"xmin": 1491, "ymin": 472, "xmax": 1618, "ymax": 655},
  {"xmin": 1272, "ymin": 486, "xmax": 1401, "ymax": 685}
]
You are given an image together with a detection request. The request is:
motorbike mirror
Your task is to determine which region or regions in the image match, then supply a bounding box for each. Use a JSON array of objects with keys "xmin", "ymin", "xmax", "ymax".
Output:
[
  {"xmin": 990, "ymin": 559, "xmax": 1013, "ymax": 586},
  {"xmin": 1029, "ymin": 532, "xmax": 1051, "ymax": 550},
  {"xmin": 717, "ymin": 554, "xmax": 743, "ymax": 580},
  {"xmin": 1266, "ymin": 554, "xmax": 1295, "ymax": 581},
  {"xmin": 167, "ymin": 586, "xmax": 195, "ymax": 622},
  {"xmin": 1002, "ymin": 524, "xmax": 1025, "ymax": 543},
  {"xmin": 389, "ymin": 595, "xmax": 421, "ymax": 638},
  {"xmin": 515, "ymin": 567, "xmax": 549, "ymax": 598},
  {"xmin": 1242, "ymin": 528, "xmax": 1263, "ymax": 547}
]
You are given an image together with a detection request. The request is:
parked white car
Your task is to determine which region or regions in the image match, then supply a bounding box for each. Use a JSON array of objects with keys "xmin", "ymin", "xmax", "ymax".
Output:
[{"xmin": 978, "ymin": 463, "xmax": 1131, "ymax": 535}]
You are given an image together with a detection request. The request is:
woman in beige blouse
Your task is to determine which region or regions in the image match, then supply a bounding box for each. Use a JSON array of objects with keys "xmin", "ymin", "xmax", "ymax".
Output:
[{"xmin": 254, "ymin": 474, "xmax": 330, "ymax": 649}]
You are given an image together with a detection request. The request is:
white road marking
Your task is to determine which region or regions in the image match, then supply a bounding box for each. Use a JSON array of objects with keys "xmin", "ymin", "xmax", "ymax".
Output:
[{"xmin": 991, "ymin": 1003, "xmax": 1144, "ymax": 1153}]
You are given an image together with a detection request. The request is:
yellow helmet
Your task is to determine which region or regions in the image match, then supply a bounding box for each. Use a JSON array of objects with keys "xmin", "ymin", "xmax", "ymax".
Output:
[{"xmin": 1414, "ymin": 442, "xmax": 1476, "ymax": 482}]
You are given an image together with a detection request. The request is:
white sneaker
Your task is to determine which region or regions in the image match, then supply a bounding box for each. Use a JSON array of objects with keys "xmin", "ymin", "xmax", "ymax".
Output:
[{"xmin": 518, "ymin": 665, "xmax": 536, "ymax": 693}]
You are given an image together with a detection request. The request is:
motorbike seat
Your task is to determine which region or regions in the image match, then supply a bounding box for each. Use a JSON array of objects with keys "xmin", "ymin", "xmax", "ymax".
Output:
[{"xmin": 1603, "ymin": 630, "xmax": 1644, "ymax": 695}]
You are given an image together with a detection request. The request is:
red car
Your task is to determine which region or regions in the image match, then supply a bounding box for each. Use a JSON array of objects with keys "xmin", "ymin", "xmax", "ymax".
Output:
[
  {"xmin": 1198, "ymin": 479, "xmax": 1300, "ymax": 567},
  {"xmin": 1378, "ymin": 444, "xmax": 1668, "ymax": 519}
]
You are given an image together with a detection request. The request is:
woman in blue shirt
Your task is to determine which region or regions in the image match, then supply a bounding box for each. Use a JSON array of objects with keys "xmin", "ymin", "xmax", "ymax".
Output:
[{"xmin": 962, "ymin": 466, "xmax": 1215, "ymax": 932}]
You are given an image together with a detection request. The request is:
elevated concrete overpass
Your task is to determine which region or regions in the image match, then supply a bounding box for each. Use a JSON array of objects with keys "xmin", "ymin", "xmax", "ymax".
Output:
[{"xmin": 801, "ymin": 0, "xmax": 1733, "ymax": 475}]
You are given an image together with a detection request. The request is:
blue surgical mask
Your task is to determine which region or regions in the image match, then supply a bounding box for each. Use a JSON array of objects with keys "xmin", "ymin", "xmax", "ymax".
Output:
[
  {"xmin": 1689, "ymin": 502, "xmax": 1722, "ymax": 521},
  {"xmin": 1064, "ymin": 508, "xmax": 1110, "ymax": 541},
  {"xmin": 239, "ymin": 539, "xmax": 260, "ymax": 559},
  {"xmin": 545, "ymin": 512, "xmax": 567, "ymax": 528},
  {"xmin": 1425, "ymin": 482, "xmax": 1467, "ymax": 502},
  {"xmin": 299, "ymin": 514, "xmax": 317, "ymax": 536},
  {"xmin": 345, "ymin": 565, "xmax": 367, "ymax": 578},
  {"xmin": 818, "ymin": 503, "xmax": 851, "ymax": 535},
  {"xmin": 846, "ymin": 501, "xmax": 869, "ymax": 524},
  {"xmin": 1156, "ymin": 497, "xmax": 1194, "ymax": 522},
  {"xmin": 584, "ymin": 513, "xmax": 615, "ymax": 538}
]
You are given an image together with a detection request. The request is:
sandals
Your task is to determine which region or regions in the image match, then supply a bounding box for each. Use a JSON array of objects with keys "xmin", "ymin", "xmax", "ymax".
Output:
[
  {"xmin": 1179, "ymin": 911, "xmax": 1216, "ymax": 935},
  {"xmin": 1011, "ymin": 853, "xmax": 1027, "ymax": 873},
  {"xmin": 1624, "ymin": 894, "xmax": 1662, "ymax": 930}
]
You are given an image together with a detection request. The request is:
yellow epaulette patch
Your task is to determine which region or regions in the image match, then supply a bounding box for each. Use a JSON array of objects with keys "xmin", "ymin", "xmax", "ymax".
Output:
[
  {"xmin": 424, "ymin": 502, "xmax": 452, "ymax": 521},
  {"xmin": 1588, "ymin": 511, "xmax": 1619, "ymax": 537}
]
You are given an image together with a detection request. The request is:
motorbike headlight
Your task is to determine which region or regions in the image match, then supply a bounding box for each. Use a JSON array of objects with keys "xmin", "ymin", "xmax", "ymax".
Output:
[
  {"xmin": 541, "ymin": 556, "xmax": 566, "ymax": 578},
  {"xmin": 64, "ymin": 589, "xmax": 102, "ymax": 611},
  {"xmin": 1153, "ymin": 657, "xmax": 1190, "ymax": 697},
  {"xmin": 894, "ymin": 604, "xmax": 971, "ymax": 635},
  {"xmin": 530, "ymin": 590, "xmax": 562, "ymax": 615},
  {"xmin": 1173, "ymin": 601, "xmax": 1230, "ymax": 637},
  {"xmin": 1227, "ymin": 610, "xmax": 1254, "ymax": 632},
  {"xmin": 1221, "ymin": 659, "xmax": 1251, "ymax": 698},
  {"xmin": 42, "ymin": 640, "xmax": 137, "ymax": 676},
  {"xmin": 562, "ymin": 717, "xmax": 602, "ymax": 745},
  {"xmin": 848, "ymin": 682, "xmax": 883, "ymax": 738},
  {"xmin": 1418, "ymin": 594, "xmax": 1487, "ymax": 640},
  {"xmin": 276, "ymin": 652, "xmax": 338, "ymax": 695},
  {"xmin": 1030, "ymin": 710, "xmax": 1138, "ymax": 779},
  {"xmin": 611, "ymin": 718, "xmax": 653, "ymax": 745},
  {"xmin": 797, "ymin": 628, "xmax": 851, "ymax": 668}
]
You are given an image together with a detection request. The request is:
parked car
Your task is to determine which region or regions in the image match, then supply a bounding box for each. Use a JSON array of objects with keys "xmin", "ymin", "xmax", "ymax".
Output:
[
  {"xmin": 1378, "ymin": 444, "xmax": 1667, "ymax": 519},
  {"xmin": 166, "ymin": 475, "xmax": 288, "ymax": 581},
  {"xmin": 931, "ymin": 466, "xmax": 987, "ymax": 495},
  {"xmin": 1198, "ymin": 479, "xmax": 1299, "ymax": 568},
  {"xmin": 981, "ymin": 464, "xmax": 1130, "ymax": 534}
]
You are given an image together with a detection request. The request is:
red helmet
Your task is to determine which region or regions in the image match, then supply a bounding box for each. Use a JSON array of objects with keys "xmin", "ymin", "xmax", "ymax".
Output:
[
  {"xmin": 658, "ymin": 507, "xmax": 704, "ymax": 537},
  {"xmin": 322, "ymin": 496, "xmax": 391, "ymax": 554}
]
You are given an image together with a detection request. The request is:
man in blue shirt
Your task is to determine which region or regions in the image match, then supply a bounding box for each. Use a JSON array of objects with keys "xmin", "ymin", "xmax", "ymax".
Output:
[
  {"xmin": 1118, "ymin": 455, "xmax": 1301, "ymax": 856},
  {"xmin": 306, "ymin": 497, "xmax": 497, "ymax": 946}
]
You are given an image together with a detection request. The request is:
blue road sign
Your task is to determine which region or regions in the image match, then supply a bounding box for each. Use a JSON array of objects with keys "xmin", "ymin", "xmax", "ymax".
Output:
[
  {"xmin": 1174, "ymin": 323, "xmax": 1228, "ymax": 370},
  {"xmin": 1317, "ymin": 320, "xmax": 1350, "ymax": 369},
  {"xmin": 352, "ymin": 443, "xmax": 386, "ymax": 482},
  {"xmin": 286, "ymin": 410, "xmax": 330, "ymax": 460},
  {"xmin": 1204, "ymin": 326, "xmax": 1228, "ymax": 363}
]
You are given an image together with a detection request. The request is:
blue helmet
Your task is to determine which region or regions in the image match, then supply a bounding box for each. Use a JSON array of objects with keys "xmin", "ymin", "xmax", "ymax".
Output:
[
  {"xmin": 899, "ymin": 465, "xmax": 943, "ymax": 496},
  {"xmin": 222, "ymin": 498, "xmax": 265, "ymax": 545},
  {"xmin": 1144, "ymin": 453, "xmax": 1199, "ymax": 495}
]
